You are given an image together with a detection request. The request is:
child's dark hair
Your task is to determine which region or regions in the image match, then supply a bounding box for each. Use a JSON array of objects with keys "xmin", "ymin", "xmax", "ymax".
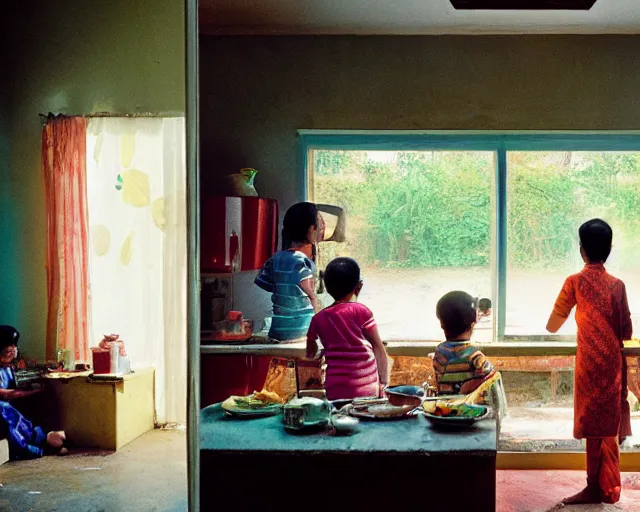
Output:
[
  {"xmin": 282, "ymin": 202, "xmax": 318, "ymax": 250},
  {"xmin": 324, "ymin": 257, "xmax": 361, "ymax": 301},
  {"xmin": 0, "ymin": 326, "xmax": 19, "ymax": 352},
  {"xmin": 478, "ymin": 298, "xmax": 491, "ymax": 314},
  {"xmin": 436, "ymin": 291, "xmax": 477, "ymax": 340},
  {"xmin": 579, "ymin": 218, "xmax": 612, "ymax": 263}
]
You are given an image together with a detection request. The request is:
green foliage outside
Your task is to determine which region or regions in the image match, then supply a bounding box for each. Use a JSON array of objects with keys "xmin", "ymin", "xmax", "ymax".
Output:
[{"xmin": 314, "ymin": 150, "xmax": 640, "ymax": 270}]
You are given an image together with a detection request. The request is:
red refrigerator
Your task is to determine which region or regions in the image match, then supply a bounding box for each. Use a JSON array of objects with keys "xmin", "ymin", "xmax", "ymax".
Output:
[{"xmin": 200, "ymin": 196, "xmax": 278, "ymax": 406}]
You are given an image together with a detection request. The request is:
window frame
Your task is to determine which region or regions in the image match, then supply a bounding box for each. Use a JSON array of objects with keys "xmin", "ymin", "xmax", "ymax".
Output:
[{"xmin": 300, "ymin": 130, "xmax": 640, "ymax": 343}]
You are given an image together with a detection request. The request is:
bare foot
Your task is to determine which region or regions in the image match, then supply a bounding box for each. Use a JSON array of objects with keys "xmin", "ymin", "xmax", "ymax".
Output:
[{"xmin": 561, "ymin": 486, "xmax": 601, "ymax": 505}]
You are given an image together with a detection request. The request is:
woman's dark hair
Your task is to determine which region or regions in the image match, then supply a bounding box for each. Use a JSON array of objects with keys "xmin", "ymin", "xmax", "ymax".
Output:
[
  {"xmin": 436, "ymin": 291, "xmax": 477, "ymax": 340},
  {"xmin": 324, "ymin": 257, "xmax": 361, "ymax": 301},
  {"xmin": 579, "ymin": 219, "xmax": 612, "ymax": 263},
  {"xmin": 282, "ymin": 202, "xmax": 318, "ymax": 250},
  {"xmin": 0, "ymin": 326, "xmax": 19, "ymax": 351}
]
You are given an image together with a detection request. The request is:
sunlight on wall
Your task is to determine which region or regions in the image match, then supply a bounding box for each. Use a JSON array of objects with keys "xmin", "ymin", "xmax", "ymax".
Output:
[{"xmin": 4, "ymin": 0, "xmax": 184, "ymax": 359}]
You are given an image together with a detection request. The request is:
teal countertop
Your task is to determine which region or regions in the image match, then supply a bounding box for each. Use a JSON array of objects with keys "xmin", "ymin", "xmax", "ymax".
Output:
[{"xmin": 200, "ymin": 404, "xmax": 497, "ymax": 455}]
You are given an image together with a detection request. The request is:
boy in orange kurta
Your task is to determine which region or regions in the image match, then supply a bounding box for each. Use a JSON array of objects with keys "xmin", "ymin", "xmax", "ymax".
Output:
[{"xmin": 547, "ymin": 219, "xmax": 632, "ymax": 505}]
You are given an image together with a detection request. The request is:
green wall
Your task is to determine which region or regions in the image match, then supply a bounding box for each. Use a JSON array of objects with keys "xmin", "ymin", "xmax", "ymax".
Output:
[
  {"xmin": 4, "ymin": 0, "xmax": 185, "ymax": 359},
  {"xmin": 200, "ymin": 35, "xmax": 640, "ymax": 211},
  {"xmin": 0, "ymin": 19, "xmax": 19, "ymax": 341}
]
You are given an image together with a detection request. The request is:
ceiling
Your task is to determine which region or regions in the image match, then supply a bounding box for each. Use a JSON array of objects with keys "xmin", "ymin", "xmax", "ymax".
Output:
[{"xmin": 199, "ymin": 0, "xmax": 640, "ymax": 35}]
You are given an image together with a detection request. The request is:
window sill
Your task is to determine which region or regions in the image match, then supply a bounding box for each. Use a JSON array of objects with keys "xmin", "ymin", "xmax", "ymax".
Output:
[{"xmin": 200, "ymin": 340, "xmax": 640, "ymax": 358}]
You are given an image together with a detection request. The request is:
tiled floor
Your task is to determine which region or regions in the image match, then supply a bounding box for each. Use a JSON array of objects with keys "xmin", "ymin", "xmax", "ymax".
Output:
[{"xmin": 497, "ymin": 470, "xmax": 640, "ymax": 512}]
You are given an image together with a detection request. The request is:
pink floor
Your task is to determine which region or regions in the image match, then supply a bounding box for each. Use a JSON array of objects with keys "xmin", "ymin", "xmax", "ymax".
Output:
[{"xmin": 497, "ymin": 471, "xmax": 640, "ymax": 511}]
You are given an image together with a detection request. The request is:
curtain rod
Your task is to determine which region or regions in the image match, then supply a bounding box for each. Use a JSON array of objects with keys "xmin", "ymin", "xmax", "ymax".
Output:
[
  {"xmin": 38, "ymin": 112, "xmax": 184, "ymax": 127},
  {"xmin": 39, "ymin": 112, "xmax": 161, "ymax": 119},
  {"xmin": 85, "ymin": 113, "xmax": 161, "ymax": 118}
]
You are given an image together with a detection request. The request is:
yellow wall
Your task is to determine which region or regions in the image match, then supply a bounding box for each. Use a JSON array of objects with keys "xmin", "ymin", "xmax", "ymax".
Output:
[
  {"xmin": 3, "ymin": 0, "xmax": 185, "ymax": 359},
  {"xmin": 200, "ymin": 35, "xmax": 640, "ymax": 213}
]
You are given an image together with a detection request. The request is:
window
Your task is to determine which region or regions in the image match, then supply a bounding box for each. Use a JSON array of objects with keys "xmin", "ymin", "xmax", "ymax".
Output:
[
  {"xmin": 304, "ymin": 133, "xmax": 640, "ymax": 453},
  {"xmin": 507, "ymin": 151, "xmax": 640, "ymax": 337},
  {"xmin": 310, "ymin": 150, "xmax": 495, "ymax": 342},
  {"xmin": 304, "ymin": 132, "xmax": 640, "ymax": 343}
]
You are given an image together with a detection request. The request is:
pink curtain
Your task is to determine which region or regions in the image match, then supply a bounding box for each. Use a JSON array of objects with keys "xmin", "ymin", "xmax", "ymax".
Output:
[{"xmin": 42, "ymin": 115, "xmax": 89, "ymax": 363}]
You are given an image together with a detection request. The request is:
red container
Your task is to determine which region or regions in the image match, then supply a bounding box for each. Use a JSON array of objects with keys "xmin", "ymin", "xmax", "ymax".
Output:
[
  {"xmin": 200, "ymin": 196, "xmax": 278, "ymax": 273},
  {"xmin": 92, "ymin": 350, "xmax": 111, "ymax": 374},
  {"xmin": 200, "ymin": 354, "xmax": 271, "ymax": 407}
]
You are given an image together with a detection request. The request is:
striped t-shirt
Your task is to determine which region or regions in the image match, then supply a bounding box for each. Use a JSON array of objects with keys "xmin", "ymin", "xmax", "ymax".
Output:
[
  {"xmin": 433, "ymin": 341, "xmax": 494, "ymax": 395},
  {"xmin": 255, "ymin": 250, "xmax": 315, "ymax": 341},
  {"xmin": 307, "ymin": 301, "xmax": 379, "ymax": 400}
]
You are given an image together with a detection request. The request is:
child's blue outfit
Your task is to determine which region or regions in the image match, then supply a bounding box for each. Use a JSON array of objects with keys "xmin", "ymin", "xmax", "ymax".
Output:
[{"xmin": 0, "ymin": 366, "xmax": 47, "ymax": 459}]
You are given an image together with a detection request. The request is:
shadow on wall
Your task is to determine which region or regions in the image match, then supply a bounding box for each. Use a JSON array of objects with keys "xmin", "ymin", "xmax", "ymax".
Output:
[
  {"xmin": 0, "ymin": 87, "xmax": 22, "ymax": 327},
  {"xmin": 200, "ymin": 143, "xmax": 250, "ymax": 195},
  {"xmin": 0, "ymin": 182, "xmax": 23, "ymax": 324}
]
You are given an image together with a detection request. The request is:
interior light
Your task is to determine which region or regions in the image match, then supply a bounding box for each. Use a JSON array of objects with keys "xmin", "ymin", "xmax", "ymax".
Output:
[{"xmin": 450, "ymin": 0, "xmax": 598, "ymax": 9}]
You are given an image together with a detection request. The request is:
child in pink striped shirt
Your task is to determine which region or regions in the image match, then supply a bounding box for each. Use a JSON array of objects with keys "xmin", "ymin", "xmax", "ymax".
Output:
[{"xmin": 306, "ymin": 258, "xmax": 389, "ymax": 400}]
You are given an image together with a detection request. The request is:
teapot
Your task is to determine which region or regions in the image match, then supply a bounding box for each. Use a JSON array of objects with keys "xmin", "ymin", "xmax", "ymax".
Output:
[{"xmin": 283, "ymin": 397, "xmax": 332, "ymax": 431}]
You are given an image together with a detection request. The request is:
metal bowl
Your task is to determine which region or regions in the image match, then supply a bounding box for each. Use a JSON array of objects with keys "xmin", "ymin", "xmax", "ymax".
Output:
[
  {"xmin": 384, "ymin": 385, "xmax": 425, "ymax": 407},
  {"xmin": 331, "ymin": 415, "xmax": 360, "ymax": 434}
]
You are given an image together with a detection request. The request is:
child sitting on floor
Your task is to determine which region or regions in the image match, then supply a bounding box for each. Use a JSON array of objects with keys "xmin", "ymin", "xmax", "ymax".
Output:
[
  {"xmin": 547, "ymin": 219, "xmax": 631, "ymax": 505},
  {"xmin": 306, "ymin": 257, "xmax": 389, "ymax": 400},
  {"xmin": 0, "ymin": 402, "xmax": 68, "ymax": 459},
  {"xmin": 0, "ymin": 326, "xmax": 69, "ymax": 460},
  {"xmin": 433, "ymin": 291, "xmax": 496, "ymax": 396}
]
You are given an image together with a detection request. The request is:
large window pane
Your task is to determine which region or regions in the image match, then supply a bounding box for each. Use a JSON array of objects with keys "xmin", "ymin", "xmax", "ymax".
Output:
[
  {"xmin": 310, "ymin": 150, "xmax": 495, "ymax": 341},
  {"xmin": 496, "ymin": 355, "xmax": 640, "ymax": 452},
  {"xmin": 507, "ymin": 151, "xmax": 640, "ymax": 337}
]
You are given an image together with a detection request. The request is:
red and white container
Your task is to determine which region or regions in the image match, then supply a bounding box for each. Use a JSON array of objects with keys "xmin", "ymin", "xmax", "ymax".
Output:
[{"xmin": 91, "ymin": 347, "xmax": 111, "ymax": 374}]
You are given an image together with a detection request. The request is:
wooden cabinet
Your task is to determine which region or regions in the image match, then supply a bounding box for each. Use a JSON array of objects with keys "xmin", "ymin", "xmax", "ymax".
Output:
[{"xmin": 46, "ymin": 369, "xmax": 155, "ymax": 451}]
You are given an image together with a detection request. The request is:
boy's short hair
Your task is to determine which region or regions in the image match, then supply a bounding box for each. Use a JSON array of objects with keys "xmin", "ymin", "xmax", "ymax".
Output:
[
  {"xmin": 324, "ymin": 257, "xmax": 361, "ymax": 301},
  {"xmin": 478, "ymin": 298, "xmax": 491, "ymax": 313},
  {"xmin": 436, "ymin": 291, "xmax": 477, "ymax": 340},
  {"xmin": 0, "ymin": 326, "xmax": 19, "ymax": 352},
  {"xmin": 579, "ymin": 219, "xmax": 612, "ymax": 263}
]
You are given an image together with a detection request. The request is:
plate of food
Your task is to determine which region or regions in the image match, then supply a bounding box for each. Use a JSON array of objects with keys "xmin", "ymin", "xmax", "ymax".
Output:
[
  {"xmin": 221, "ymin": 390, "xmax": 284, "ymax": 418},
  {"xmin": 349, "ymin": 400, "xmax": 418, "ymax": 421},
  {"xmin": 422, "ymin": 372, "xmax": 500, "ymax": 428},
  {"xmin": 422, "ymin": 400, "xmax": 489, "ymax": 428}
]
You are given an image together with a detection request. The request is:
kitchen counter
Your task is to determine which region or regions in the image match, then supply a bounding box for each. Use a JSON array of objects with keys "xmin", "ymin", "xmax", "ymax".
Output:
[{"xmin": 200, "ymin": 403, "xmax": 497, "ymax": 510}]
